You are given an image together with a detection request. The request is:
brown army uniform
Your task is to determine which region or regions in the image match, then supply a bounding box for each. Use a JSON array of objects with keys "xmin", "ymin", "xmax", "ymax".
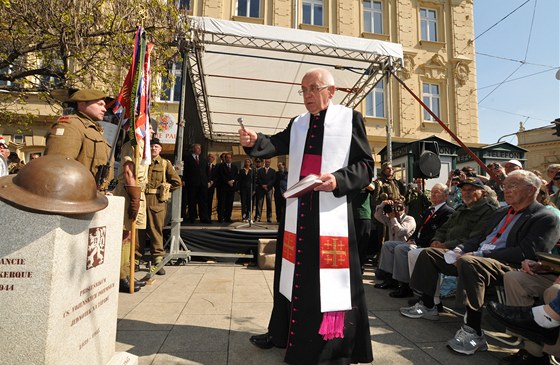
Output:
[
  {"xmin": 44, "ymin": 112, "xmax": 113, "ymax": 190},
  {"xmin": 113, "ymin": 140, "xmax": 149, "ymax": 280},
  {"xmin": 140, "ymin": 155, "xmax": 181, "ymax": 261}
]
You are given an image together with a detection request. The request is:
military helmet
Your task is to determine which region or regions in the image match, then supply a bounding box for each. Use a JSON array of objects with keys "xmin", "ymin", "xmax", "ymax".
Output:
[{"xmin": 0, "ymin": 155, "xmax": 108, "ymax": 214}]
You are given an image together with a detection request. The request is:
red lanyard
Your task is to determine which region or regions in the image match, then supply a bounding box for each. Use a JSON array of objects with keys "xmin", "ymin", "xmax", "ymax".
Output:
[
  {"xmin": 491, "ymin": 207, "xmax": 517, "ymax": 243},
  {"xmin": 419, "ymin": 208, "xmax": 435, "ymax": 234}
]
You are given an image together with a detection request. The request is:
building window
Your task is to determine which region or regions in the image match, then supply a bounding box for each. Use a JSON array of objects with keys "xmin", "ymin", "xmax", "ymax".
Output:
[
  {"xmin": 177, "ymin": 0, "xmax": 191, "ymax": 11},
  {"xmin": 237, "ymin": 0, "xmax": 260, "ymax": 17},
  {"xmin": 422, "ymin": 83, "xmax": 440, "ymax": 121},
  {"xmin": 365, "ymin": 79, "xmax": 384, "ymax": 118},
  {"xmin": 302, "ymin": 0, "xmax": 323, "ymax": 26},
  {"xmin": 363, "ymin": 0, "xmax": 383, "ymax": 34},
  {"xmin": 13, "ymin": 134, "xmax": 24, "ymax": 144},
  {"xmin": 420, "ymin": 8, "xmax": 438, "ymax": 41},
  {"xmin": 159, "ymin": 62, "xmax": 182, "ymax": 103}
]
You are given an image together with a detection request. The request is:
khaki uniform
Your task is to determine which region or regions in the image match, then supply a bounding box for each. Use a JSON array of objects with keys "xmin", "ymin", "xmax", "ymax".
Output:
[
  {"xmin": 44, "ymin": 112, "xmax": 113, "ymax": 190},
  {"xmin": 113, "ymin": 140, "xmax": 149, "ymax": 279},
  {"xmin": 140, "ymin": 155, "xmax": 181, "ymax": 260}
]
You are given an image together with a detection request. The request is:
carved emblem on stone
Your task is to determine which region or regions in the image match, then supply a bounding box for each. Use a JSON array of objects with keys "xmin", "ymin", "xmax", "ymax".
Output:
[
  {"xmin": 87, "ymin": 226, "xmax": 106, "ymax": 270},
  {"xmin": 422, "ymin": 54, "xmax": 447, "ymax": 80},
  {"xmin": 402, "ymin": 54, "xmax": 416, "ymax": 80},
  {"xmin": 454, "ymin": 61, "xmax": 470, "ymax": 86}
]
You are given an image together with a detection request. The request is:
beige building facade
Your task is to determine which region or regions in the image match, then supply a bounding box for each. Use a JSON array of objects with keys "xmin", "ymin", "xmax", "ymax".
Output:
[
  {"xmin": 1, "ymin": 0, "xmax": 479, "ymax": 166},
  {"xmin": 185, "ymin": 0, "xmax": 479, "ymax": 156},
  {"xmin": 517, "ymin": 125, "xmax": 560, "ymax": 174}
]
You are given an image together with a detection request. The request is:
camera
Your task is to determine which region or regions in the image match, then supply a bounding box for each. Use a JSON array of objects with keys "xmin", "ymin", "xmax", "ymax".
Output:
[{"xmin": 383, "ymin": 201, "xmax": 404, "ymax": 214}]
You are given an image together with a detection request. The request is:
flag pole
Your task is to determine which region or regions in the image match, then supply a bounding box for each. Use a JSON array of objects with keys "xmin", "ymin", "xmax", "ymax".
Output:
[{"xmin": 130, "ymin": 144, "xmax": 139, "ymax": 293}]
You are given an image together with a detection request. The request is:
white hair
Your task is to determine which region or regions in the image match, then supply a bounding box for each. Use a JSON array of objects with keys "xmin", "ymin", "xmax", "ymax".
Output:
[
  {"xmin": 507, "ymin": 170, "xmax": 541, "ymax": 198},
  {"xmin": 303, "ymin": 68, "xmax": 335, "ymax": 86}
]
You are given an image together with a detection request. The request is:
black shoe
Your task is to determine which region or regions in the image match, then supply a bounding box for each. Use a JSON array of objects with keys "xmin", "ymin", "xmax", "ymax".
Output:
[
  {"xmin": 249, "ymin": 333, "xmax": 275, "ymax": 349},
  {"xmin": 389, "ymin": 285, "xmax": 414, "ymax": 298},
  {"xmin": 119, "ymin": 278, "xmax": 141, "ymax": 293},
  {"xmin": 487, "ymin": 301, "xmax": 560, "ymax": 345},
  {"xmin": 134, "ymin": 279, "xmax": 146, "ymax": 287},
  {"xmin": 156, "ymin": 267, "xmax": 166, "ymax": 275},
  {"xmin": 225, "ymin": 219, "xmax": 233, "ymax": 223},
  {"xmin": 499, "ymin": 349, "xmax": 550, "ymax": 365},
  {"xmin": 374, "ymin": 279, "xmax": 399, "ymax": 290}
]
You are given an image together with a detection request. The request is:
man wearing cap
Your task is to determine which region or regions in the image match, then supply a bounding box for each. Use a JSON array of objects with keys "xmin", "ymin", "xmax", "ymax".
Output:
[
  {"xmin": 504, "ymin": 159, "xmax": 523, "ymax": 175},
  {"xmin": 400, "ymin": 170, "xmax": 560, "ymax": 356},
  {"xmin": 140, "ymin": 138, "xmax": 181, "ymax": 275},
  {"xmin": 44, "ymin": 89, "xmax": 112, "ymax": 191},
  {"xmin": 0, "ymin": 136, "xmax": 9, "ymax": 177}
]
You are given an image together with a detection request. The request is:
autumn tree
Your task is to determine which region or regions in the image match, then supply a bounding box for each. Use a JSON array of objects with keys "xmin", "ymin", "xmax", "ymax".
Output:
[{"xmin": 0, "ymin": 0, "xmax": 187, "ymax": 126}]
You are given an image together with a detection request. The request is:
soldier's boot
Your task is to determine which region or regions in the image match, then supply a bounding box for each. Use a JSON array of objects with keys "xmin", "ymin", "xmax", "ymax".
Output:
[{"xmin": 152, "ymin": 256, "xmax": 166, "ymax": 276}]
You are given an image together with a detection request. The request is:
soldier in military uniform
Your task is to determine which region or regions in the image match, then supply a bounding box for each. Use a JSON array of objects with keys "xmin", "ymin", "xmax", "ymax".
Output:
[
  {"xmin": 112, "ymin": 127, "xmax": 153, "ymax": 293},
  {"xmin": 44, "ymin": 89, "xmax": 113, "ymax": 191},
  {"xmin": 140, "ymin": 138, "xmax": 181, "ymax": 275}
]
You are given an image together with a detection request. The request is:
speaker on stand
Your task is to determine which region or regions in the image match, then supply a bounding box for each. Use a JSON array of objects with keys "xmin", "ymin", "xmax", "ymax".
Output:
[{"xmin": 413, "ymin": 141, "xmax": 441, "ymax": 179}]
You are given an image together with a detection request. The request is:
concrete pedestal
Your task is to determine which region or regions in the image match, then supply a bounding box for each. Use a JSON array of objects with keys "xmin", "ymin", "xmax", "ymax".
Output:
[{"xmin": 0, "ymin": 197, "xmax": 137, "ymax": 365}]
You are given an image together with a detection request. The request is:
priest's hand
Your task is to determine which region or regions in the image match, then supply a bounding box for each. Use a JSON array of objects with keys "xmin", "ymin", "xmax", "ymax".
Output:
[
  {"xmin": 239, "ymin": 128, "xmax": 257, "ymax": 147},
  {"xmin": 315, "ymin": 173, "xmax": 337, "ymax": 192}
]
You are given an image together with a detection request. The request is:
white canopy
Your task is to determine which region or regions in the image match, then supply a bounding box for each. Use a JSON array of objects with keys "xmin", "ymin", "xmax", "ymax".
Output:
[{"xmin": 185, "ymin": 16, "xmax": 403, "ymax": 142}]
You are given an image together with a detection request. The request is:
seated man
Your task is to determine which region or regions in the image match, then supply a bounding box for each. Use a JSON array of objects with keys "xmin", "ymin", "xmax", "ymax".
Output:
[
  {"xmin": 376, "ymin": 183, "xmax": 454, "ymax": 297},
  {"xmin": 487, "ymin": 256, "xmax": 560, "ymax": 365},
  {"xmin": 373, "ymin": 199, "xmax": 416, "ymax": 289},
  {"xmin": 400, "ymin": 170, "xmax": 560, "ymax": 356},
  {"xmin": 407, "ymin": 177, "xmax": 497, "ymax": 306}
]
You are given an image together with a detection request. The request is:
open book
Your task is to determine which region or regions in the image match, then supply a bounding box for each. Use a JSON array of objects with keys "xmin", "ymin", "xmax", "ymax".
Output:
[{"xmin": 283, "ymin": 174, "xmax": 323, "ymax": 199}]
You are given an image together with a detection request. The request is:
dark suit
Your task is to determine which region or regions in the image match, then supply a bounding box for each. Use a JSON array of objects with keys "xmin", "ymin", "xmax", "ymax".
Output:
[
  {"xmin": 273, "ymin": 170, "xmax": 288, "ymax": 222},
  {"xmin": 238, "ymin": 167, "xmax": 255, "ymax": 220},
  {"xmin": 184, "ymin": 153, "xmax": 208, "ymax": 223},
  {"xmin": 411, "ymin": 202, "xmax": 560, "ymax": 312},
  {"xmin": 255, "ymin": 166, "xmax": 275, "ymax": 221},
  {"xmin": 410, "ymin": 203, "xmax": 455, "ymax": 248},
  {"xmin": 207, "ymin": 163, "xmax": 217, "ymax": 220},
  {"xmin": 217, "ymin": 163, "xmax": 238, "ymax": 222}
]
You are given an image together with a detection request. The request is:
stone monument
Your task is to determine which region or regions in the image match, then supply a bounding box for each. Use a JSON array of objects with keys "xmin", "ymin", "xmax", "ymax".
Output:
[{"xmin": 0, "ymin": 156, "xmax": 137, "ymax": 365}]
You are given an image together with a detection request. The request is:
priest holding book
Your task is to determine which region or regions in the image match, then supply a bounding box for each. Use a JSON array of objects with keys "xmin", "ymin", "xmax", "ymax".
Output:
[{"xmin": 239, "ymin": 68, "xmax": 374, "ymax": 365}]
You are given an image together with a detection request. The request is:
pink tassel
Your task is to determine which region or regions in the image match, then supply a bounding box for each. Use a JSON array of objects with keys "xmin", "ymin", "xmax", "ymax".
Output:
[{"xmin": 318, "ymin": 311, "xmax": 345, "ymax": 340}]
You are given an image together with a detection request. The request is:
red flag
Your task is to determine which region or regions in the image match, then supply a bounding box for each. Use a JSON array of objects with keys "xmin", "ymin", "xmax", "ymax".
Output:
[{"xmin": 113, "ymin": 27, "xmax": 153, "ymax": 164}]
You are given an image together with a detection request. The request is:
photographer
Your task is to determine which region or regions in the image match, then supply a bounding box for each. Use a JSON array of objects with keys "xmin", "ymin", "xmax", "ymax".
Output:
[{"xmin": 374, "ymin": 200, "xmax": 416, "ymax": 289}]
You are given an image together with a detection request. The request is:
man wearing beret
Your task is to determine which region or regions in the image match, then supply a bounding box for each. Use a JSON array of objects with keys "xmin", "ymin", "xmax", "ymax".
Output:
[
  {"xmin": 44, "ymin": 89, "xmax": 113, "ymax": 191},
  {"xmin": 140, "ymin": 138, "xmax": 181, "ymax": 275}
]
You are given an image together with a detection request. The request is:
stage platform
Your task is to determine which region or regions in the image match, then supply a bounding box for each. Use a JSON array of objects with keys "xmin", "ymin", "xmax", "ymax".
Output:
[{"xmin": 174, "ymin": 220, "xmax": 279, "ymax": 261}]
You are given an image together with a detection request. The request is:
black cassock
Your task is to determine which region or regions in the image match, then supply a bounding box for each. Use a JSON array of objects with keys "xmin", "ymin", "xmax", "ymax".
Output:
[{"xmin": 246, "ymin": 108, "xmax": 374, "ymax": 365}]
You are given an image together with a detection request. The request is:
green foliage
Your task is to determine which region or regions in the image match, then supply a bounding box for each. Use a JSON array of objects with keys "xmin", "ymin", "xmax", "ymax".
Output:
[{"xmin": 0, "ymin": 0, "xmax": 187, "ymax": 126}]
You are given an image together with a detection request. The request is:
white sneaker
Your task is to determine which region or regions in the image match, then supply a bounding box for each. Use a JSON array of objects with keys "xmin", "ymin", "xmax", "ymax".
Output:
[
  {"xmin": 399, "ymin": 301, "xmax": 439, "ymax": 321},
  {"xmin": 447, "ymin": 325, "xmax": 488, "ymax": 355}
]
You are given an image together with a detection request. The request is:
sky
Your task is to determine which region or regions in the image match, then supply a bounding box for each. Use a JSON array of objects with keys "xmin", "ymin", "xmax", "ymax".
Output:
[{"xmin": 473, "ymin": 0, "xmax": 560, "ymax": 144}]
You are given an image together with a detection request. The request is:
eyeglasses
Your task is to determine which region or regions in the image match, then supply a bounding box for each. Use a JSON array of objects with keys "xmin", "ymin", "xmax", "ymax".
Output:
[
  {"xmin": 503, "ymin": 183, "xmax": 531, "ymax": 191},
  {"xmin": 297, "ymin": 85, "xmax": 329, "ymax": 96}
]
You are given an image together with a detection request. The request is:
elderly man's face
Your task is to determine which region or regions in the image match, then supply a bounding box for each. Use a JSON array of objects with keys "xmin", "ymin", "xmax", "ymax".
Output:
[
  {"xmin": 503, "ymin": 175, "xmax": 534, "ymax": 206},
  {"xmin": 301, "ymin": 72, "xmax": 334, "ymax": 115},
  {"xmin": 78, "ymin": 99, "xmax": 106, "ymax": 121},
  {"xmin": 150, "ymin": 143, "xmax": 162, "ymax": 158},
  {"xmin": 193, "ymin": 145, "xmax": 201, "ymax": 155},
  {"xmin": 460, "ymin": 185, "xmax": 484, "ymax": 206},
  {"xmin": 430, "ymin": 186, "xmax": 447, "ymax": 206}
]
